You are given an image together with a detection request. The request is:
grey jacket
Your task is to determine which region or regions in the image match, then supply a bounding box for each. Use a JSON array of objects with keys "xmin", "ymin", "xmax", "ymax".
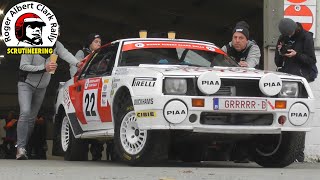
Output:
[
  {"xmin": 221, "ymin": 40, "xmax": 261, "ymax": 68},
  {"xmin": 69, "ymin": 50, "xmax": 84, "ymax": 77},
  {"xmin": 19, "ymin": 41, "xmax": 79, "ymax": 88}
]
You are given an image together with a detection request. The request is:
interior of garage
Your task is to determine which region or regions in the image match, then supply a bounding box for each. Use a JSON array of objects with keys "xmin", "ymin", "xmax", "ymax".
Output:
[{"xmin": 0, "ymin": 0, "xmax": 263, "ymax": 119}]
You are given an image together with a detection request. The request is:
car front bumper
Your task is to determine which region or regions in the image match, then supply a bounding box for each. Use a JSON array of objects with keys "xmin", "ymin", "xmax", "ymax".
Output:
[{"xmin": 134, "ymin": 95, "xmax": 315, "ymax": 134}]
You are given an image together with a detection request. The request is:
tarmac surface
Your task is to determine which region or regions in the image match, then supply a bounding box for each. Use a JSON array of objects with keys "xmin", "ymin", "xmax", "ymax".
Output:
[{"xmin": 0, "ymin": 158, "xmax": 319, "ymax": 180}]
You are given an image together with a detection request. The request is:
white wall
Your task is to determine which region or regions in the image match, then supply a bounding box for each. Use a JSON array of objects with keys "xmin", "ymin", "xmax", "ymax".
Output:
[{"xmin": 305, "ymin": 50, "xmax": 320, "ymax": 162}]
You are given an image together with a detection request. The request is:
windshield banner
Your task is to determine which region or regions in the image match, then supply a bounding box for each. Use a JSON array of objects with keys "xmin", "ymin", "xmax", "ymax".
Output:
[{"xmin": 122, "ymin": 41, "xmax": 226, "ymax": 55}]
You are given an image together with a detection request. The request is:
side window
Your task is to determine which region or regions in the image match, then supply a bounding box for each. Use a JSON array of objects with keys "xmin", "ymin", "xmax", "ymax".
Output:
[{"xmin": 80, "ymin": 45, "xmax": 118, "ymax": 79}]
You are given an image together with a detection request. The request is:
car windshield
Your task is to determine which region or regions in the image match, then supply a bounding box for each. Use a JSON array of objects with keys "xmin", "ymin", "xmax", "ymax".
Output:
[{"xmin": 119, "ymin": 41, "xmax": 239, "ymax": 67}]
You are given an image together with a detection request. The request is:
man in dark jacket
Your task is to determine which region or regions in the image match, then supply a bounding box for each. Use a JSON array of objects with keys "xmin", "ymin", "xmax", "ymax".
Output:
[{"xmin": 275, "ymin": 18, "xmax": 317, "ymax": 82}]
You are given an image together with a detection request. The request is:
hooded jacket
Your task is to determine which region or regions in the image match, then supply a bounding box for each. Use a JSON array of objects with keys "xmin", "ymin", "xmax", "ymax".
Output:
[
  {"xmin": 274, "ymin": 23, "xmax": 317, "ymax": 81},
  {"xmin": 221, "ymin": 40, "xmax": 261, "ymax": 68},
  {"xmin": 19, "ymin": 41, "xmax": 79, "ymax": 88}
]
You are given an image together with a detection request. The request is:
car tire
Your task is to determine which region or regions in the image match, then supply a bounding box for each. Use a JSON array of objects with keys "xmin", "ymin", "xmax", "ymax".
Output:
[
  {"xmin": 52, "ymin": 113, "xmax": 64, "ymax": 156},
  {"xmin": 61, "ymin": 115, "xmax": 88, "ymax": 161},
  {"xmin": 178, "ymin": 143, "xmax": 205, "ymax": 162},
  {"xmin": 114, "ymin": 98, "xmax": 169, "ymax": 165},
  {"xmin": 253, "ymin": 132, "xmax": 305, "ymax": 168}
]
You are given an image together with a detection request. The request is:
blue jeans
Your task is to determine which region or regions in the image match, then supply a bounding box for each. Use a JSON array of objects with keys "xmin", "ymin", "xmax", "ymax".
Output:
[{"xmin": 16, "ymin": 82, "xmax": 46, "ymax": 149}]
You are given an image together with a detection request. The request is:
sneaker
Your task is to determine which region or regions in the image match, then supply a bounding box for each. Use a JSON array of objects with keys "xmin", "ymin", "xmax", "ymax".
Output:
[{"xmin": 16, "ymin": 148, "xmax": 28, "ymax": 160}]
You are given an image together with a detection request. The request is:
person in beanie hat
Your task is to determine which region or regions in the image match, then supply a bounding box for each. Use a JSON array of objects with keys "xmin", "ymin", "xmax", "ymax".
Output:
[
  {"xmin": 221, "ymin": 21, "xmax": 261, "ymax": 68},
  {"xmin": 278, "ymin": 18, "xmax": 297, "ymax": 37},
  {"xmin": 275, "ymin": 18, "xmax": 317, "ymax": 82},
  {"xmin": 69, "ymin": 33, "xmax": 104, "ymax": 161},
  {"xmin": 275, "ymin": 18, "xmax": 318, "ymax": 162},
  {"xmin": 69, "ymin": 33, "xmax": 102, "ymax": 77}
]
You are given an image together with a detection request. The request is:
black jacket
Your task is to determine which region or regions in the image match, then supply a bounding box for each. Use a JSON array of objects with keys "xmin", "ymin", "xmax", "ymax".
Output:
[{"xmin": 274, "ymin": 23, "xmax": 317, "ymax": 81}]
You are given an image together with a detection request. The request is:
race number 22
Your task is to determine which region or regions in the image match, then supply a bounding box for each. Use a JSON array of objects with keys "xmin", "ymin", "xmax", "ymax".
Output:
[{"xmin": 85, "ymin": 93, "xmax": 97, "ymax": 116}]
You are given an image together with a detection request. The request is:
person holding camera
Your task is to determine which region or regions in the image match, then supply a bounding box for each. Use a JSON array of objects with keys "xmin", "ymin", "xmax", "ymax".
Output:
[
  {"xmin": 275, "ymin": 18, "xmax": 317, "ymax": 83},
  {"xmin": 275, "ymin": 18, "xmax": 318, "ymax": 162},
  {"xmin": 221, "ymin": 21, "xmax": 261, "ymax": 68}
]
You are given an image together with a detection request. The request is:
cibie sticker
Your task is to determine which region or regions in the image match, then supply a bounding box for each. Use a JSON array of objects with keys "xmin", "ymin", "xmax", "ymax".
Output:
[
  {"xmin": 197, "ymin": 71, "xmax": 221, "ymax": 95},
  {"xmin": 259, "ymin": 73, "xmax": 282, "ymax": 96},
  {"xmin": 1, "ymin": 1, "xmax": 59, "ymax": 54}
]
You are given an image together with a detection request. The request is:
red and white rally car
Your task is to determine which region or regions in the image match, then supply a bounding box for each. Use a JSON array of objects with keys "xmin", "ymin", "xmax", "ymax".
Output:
[{"xmin": 53, "ymin": 38, "xmax": 315, "ymax": 167}]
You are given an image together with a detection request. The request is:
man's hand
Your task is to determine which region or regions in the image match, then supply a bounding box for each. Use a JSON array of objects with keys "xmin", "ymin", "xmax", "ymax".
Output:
[
  {"xmin": 284, "ymin": 49, "xmax": 297, "ymax": 58},
  {"xmin": 76, "ymin": 61, "xmax": 84, "ymax": 68},
  {"xmin": 46, "ymin": 61, "xmax": 57, "ymax": 72},
  {"xmin": 238, "ymin": 60, "xmax": 248, "ymax": 67}
]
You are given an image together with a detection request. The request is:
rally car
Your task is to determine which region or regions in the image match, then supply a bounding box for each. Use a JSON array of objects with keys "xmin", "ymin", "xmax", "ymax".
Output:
[{"xmin": 52, "ymin": 38, "xmax": 315, "ymax": 167}]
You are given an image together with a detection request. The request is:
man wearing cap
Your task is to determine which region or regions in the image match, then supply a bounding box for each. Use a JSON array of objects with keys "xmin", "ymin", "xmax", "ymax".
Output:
[
  {"xmin": 69, "ymin": 33, "xmax": 102, "ymax": 77},
  {"xmin": 221, "ymin": 21, "xmax": 261, "ymax": 68},
  {"xmin": 275, "ymin": 18, "xmax": 317, "ymax": 83}
]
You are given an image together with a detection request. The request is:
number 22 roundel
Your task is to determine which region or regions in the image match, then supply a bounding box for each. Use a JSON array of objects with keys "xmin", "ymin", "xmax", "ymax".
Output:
[{"xmin": 83, "ymin": 78, "xmax": 100, "ymax": 122}]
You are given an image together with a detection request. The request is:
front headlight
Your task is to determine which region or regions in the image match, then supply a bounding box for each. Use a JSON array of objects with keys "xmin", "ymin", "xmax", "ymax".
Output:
[
  {"xmin": 164, "ymin": 78, "xmax": 187, "ymax": 95},
  {"xmin": 279, "ymin": 82, "xmax": 299, "ymax": 98}
]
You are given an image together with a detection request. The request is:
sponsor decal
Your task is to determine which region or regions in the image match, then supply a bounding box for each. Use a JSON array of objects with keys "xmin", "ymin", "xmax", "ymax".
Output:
[
  {"xmin": 197, "ymin": 72, "xmax": 221, "ymax": 95},
  {"xmin": 136, "ymin": 111, "xmax": 157, "ymax": 118},
  {"xmin": 166, "ymin": 109, "xmax": 186, "ymax": 115},
  {"xmin": 112, "ymin": 83, "xmax": 117, "ymax": 89},
  {"xmin": 259, "ymin": 73, "xmax": 282, "ymax": 96},
  {"xmin": 288, "ymin": 103, "xmax": 309, "ymax": 126},
  {"xmin": 263, "ymin": 82, "xmax": 281, "ymax": 88},
  {"xmin": 134, "ymin": 43, "xmax": 145, "ymax": 48},
  {"xmin": 132, "ymin": 77, "xmax": 156, "ymax": 87},
  {"xmin": 84, "ymin": 78, "xmax": 100, "ymax": 90},
  {"xmin": 202, "ymin": 80, "xmax": 220, "ymax": 85},
  {"xmin": 63, "ymin": 88, "xmax": 71, "ymax": 109},
  {"xmin": 134, "ymin": 98, "xmax": 154, "ymax": 105},
  {"xmin": 101, "ymin": 92, "xmax": 108, "ymax": 107},
  {"xmin": 115, "ymin": 68, "xmax": 128, "ymax": 75},
  {"xmin": 110, "ymin": 89, "xmax": 115, "ymax": 96},
  {"xmin": 122, "ymin": 41, "xmax": 225, "ymax": 55},
  {"xmin": 112, "ymin": 78, "xmax": 120, "ymax": 83},
  {"xmin": 164, "ymin": 100, "xmax": 188, "ymax": 124},
  {"xmin": 103, "ymin": 85, "xmax": 108, "ymax": 91},
  {"xmin": 290, "ymin": 112, "xmax": 308, "ymax": 117},
  {"xmin": 1, "ymin": 1, "xmax": 59, "ymax": 55}
]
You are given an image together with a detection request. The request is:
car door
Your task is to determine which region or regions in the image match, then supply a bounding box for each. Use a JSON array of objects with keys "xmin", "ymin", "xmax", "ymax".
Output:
[{"xmin": 70, "ymin": 45, "xmax": 118, "ymax": 131}]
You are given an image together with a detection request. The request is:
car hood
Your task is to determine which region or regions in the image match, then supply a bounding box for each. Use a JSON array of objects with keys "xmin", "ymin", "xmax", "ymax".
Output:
[{"xmin": 137, "ymin": 64, "xmax": 303, "ymax": 80}]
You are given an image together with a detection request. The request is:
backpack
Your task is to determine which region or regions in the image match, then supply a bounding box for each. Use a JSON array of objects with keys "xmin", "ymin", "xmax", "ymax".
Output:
[{"xmin": 309, "ymin": 64, "xmax": 318, "ymax": 82}]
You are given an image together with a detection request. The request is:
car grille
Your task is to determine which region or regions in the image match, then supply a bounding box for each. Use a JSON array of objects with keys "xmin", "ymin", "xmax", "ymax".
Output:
[
  {"xmin": 200, "ymin": 112, "xmax": 274, "ymax": 126},
  {"xmin": 165, "ymin": 78, "xmax": 308, "ymax": 98},
  {"xmin": 196, "ymin": 79, "xmax": 263, "ymax": 97}
]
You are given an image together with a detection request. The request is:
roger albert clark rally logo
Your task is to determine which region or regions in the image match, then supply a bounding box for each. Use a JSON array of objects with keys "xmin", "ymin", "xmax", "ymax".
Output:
[{"xmin": 1, "ymin": 1, "xmax": 59, "ymax": 55}]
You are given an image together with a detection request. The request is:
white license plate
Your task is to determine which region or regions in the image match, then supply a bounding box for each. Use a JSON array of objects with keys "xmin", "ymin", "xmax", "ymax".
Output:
[{"xmin": 213, "ymin": 98, "xmax": 267, "ymax": 111}]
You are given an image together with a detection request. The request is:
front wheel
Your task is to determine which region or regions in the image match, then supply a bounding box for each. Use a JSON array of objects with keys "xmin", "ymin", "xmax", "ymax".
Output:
[
  {"xmin": 253, "ymin": 132, "xmax": 305, "ymax": 168},
  {"xmin": 61, "ymin": 116, "xmax": 88, "ymax": 161},
  {"xmin": 114, "ymin": 103, "xmax": 168, "ymax": 165}
]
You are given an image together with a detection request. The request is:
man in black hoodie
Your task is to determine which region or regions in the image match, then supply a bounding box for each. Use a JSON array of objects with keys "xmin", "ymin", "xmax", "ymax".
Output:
[{"xmin": 275, "ymin": 18, "xmax": 317, "ymax": 82}]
